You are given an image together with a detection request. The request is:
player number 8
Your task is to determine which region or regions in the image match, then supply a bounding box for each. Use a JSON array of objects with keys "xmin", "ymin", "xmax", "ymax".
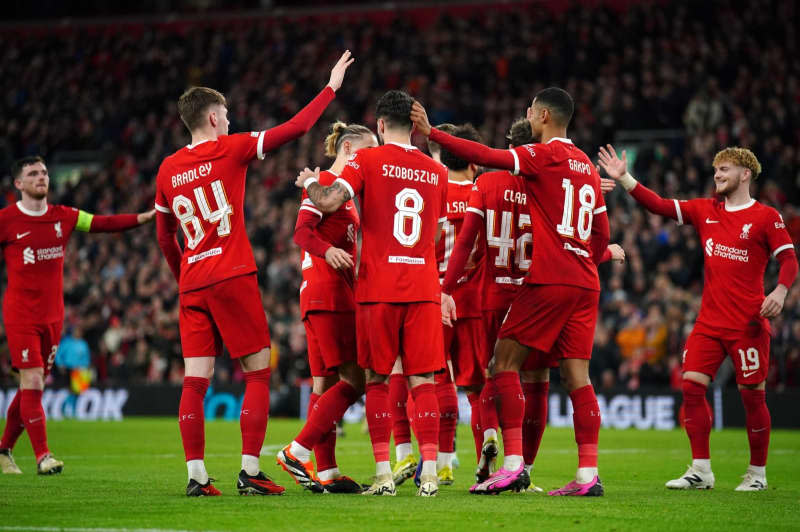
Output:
[{"xmin": 393, "ymin": 188, "xmax": 423, "ymax": 247}]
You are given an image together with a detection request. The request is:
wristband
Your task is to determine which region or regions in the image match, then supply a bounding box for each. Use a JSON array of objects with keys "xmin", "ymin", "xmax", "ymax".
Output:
[
  {"xmin": 619, "ymin": 172, "xmax": 638, "ymax": 192},
  {"xmin": 303, "ymin": 176, "xmax": 319, "ymax": 190}
]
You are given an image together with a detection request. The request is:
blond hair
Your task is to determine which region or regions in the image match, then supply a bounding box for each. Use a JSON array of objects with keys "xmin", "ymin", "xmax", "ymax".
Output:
[
  {"xmin": 324, "ymin": 121, "xmax": 374, "ymax": 158},
  {"xmin": 713, "ymin": 147, "xmax": 762, "ymax": 179},
  {"xmin": 177, "ymin": 87, "xmax": 226, "ymax": 132}
]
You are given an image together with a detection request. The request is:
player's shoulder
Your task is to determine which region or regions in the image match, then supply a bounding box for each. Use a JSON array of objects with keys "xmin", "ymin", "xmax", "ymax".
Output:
[
  {"xmin": 319, "ymin": 169, "xmax": 339, "ymax": 186},
  {"xmin": 49, "ymin": 204, "xmax": 79, "ymax": 218},
  {"xmin": 752, "ymin": 201, "xmax": 785, "ymax": 222},
  {"xmin": 475, "ymin": 170, "xmax": 517, "ymax": 189}
]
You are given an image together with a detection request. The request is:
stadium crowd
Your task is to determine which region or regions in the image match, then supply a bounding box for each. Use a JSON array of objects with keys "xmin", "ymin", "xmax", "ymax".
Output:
[{"xmin": 1, "ymin": 0, "xmax": 799, "ymax": 391}]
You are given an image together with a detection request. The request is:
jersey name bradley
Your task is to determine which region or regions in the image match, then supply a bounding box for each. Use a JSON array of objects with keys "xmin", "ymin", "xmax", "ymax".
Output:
[
  {"xmin": 381, "ymin": 164, "xmax": 439, "ymax": 185},
  {"xmin": 171, "ymin": 162, "xmax": 213, "ymax": 188}
]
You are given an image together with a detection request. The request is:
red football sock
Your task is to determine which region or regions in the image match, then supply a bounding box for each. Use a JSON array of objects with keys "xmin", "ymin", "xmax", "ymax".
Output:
[
  {"xmin": 494, "ymin": 371, "xmax": 524, "ymax": 457},
  {"xmin": 570, "ymin": 384, "xmax": 601, "ymax": 469},
  {"xmin": 522, "ymin": 381, "xmax": 548, "ymax": 466},
  {"xmin": 410, "ymin": 383, "xmax": 439, "ymax": 463},
  {"xmin": 479, "ymin": 377, "xmax": 499, "ymax": 434},
  {"xmin": 436, "ymin": 381, "xmax": 458, "ymax": 454},
  {"xmin": 0, "ymin": 391, "xmax": 24, "ymax": 450},
  {"xmin": 179, "ymin": 376, "xmax": 209, "ymax": 462},
  {"xmin": 241, "ymin": 368, "xmax": 270, "ymax": 458},
  {"xmin": 682, "ymin": 380, "xmax": 711, "ymax": 460},
  {"xmin": 389, "ymin": 374, "xmax": 411, "ymax": 446},
  {"xmin": 297, "ymin": 381, "xmax": 360, "ymax": 471},
  {"xmin": 20, "ymin": 389, "xmax": 49, "ymax": 461},
  {"xmin": 740, "ymin": 388, "xmax": 770, "ymax": 467},
  {"xmin": 406, "ymin": 394, "xmax": 419, "ymax": 442},
  {"xmin": 366, "ymin": 382, "xmax": 392, "ymax": 463},
  {"xmin": 467, "ymin": 391, "xmax": 482, "ymax": 460}
]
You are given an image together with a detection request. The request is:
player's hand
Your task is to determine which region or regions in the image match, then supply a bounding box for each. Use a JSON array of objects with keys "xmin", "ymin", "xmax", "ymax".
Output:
[
  {"xmin": 597, "ymin": 144, "xmax": 628, "ymax": 180},
  {"xmin": 324, "ymin": 246, "xmax": 354, "ymax": 270},
  {"xmin": 410, "ymin": 101, "xmax": 432, "ymax": 136},
  {"xmin": 441, "ymin": 292, "xmax": 457, "ymax": 327},
  {"xmin": 760, "ymin": 284, "xmax": 788, "ymax": 318},
  {"xmin": 327, "ymin": 50, "xmax": 354, "ymax": 92},
  {"xmin": 295, "ymin": 167, "xmax": 320, "ymax": 188},
  {"xmin": 138, "ymin": 209, "xmax": 156, "ymax": 224},
  {"xmin": 608, "ymin": 243, "xmax": 626, "ymax": 263},
  {"xmin": 600, "ymin": 178, "xmax": 616, "ymax": 194}
]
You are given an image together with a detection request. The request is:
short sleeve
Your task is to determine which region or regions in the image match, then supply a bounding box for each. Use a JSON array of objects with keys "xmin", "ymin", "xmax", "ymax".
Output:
[
  {"xmin": 764, "ymin": 209, "xmax": 795, "ymax": 258},
  {"xmin": 466, "ymin": 180, "xmax": 485, "ymax": 218},
  {"xmin": 226, "ymin": 131, "xmax": 267, "ymax": 163},
  {"xmin": 336, "ymin": 152, "xmax": 365, "ymax": 199},
  {"xmin": 510, "ymin": 144, "xmax": 546, "ymax": 177}
]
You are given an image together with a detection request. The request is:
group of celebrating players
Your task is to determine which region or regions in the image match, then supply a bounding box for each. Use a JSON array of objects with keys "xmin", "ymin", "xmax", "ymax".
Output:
[{"xmin": 1, "ymin": 51, "xmax": 796, "ymax": 499}]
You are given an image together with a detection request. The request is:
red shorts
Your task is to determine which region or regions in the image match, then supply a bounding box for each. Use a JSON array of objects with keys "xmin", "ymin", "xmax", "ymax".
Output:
[
  {"xmin": 179, "ymin": 274, "xmax": 270, "ymax": 359},
  {"xmin": 356, "ymin": 302, "xmax": 445, "ymax": 376},
  {"xmin": 443, "ymin": 317, "xmax": 487, "ymax": 387},
  {"xmin": 6, "ymin": 321, "xmax": 62, "ymax": 375},
  {"xmin": 498, "ymin": 284, "xmax": 599, "ymax": 365},
  {"xmin": 304, "ymin": 311, "xmax": 357, "ymax": 377},
  {"xmin": 683, "ymin": 326, "xmax": 770, "ymax": 385}
]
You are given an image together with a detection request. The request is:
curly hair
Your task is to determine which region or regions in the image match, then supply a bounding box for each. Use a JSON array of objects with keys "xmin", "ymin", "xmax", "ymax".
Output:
[{"xmin": 712, "ymin": 147, "xmax": 762, "ymax": 179}]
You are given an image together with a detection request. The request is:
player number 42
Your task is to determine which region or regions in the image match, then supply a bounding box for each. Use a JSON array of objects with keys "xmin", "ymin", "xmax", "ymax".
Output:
[{"xmin": 172, "ymin": 180, "xmax": 233, "ymax": 250}]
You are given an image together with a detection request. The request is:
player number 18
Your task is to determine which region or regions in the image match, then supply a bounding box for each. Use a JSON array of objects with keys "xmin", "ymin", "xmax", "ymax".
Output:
[
  {"xmin": 172, "ymin": 180, "xmax": 233, "ymax": 250},
  {"xmin": 556, "ymin": 178, "xmax": 595, "ymax": 241}
]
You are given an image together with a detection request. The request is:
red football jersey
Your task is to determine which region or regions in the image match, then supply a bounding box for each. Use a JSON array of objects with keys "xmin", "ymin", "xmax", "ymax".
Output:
[
  {"xmin": 336, "ymin": 142, "xmax": 447, "ymax": 303},
  {"xmin": 436, "ymin": 180, "xmax": 484, "ymax": 317},
  {"xmin": 0, "ymin": 202, "xmax": 79, "ymax": 325},
  {"xmin": 466, "ymin": 170, "xmax": 532, "ymax": 310},
  {"xmin": 298, "ymin": 170, "xmax": 359, "ymax": 318},
  {"xmin": 674, "ymin": 198, "xmax": 795, "ymax": 332},
  {"xmin": 154, "ymin": 133, "xmax": 265, "ymax": 293},
  {"xmin": 509, "ymin": 138, "xmax": 607, "ymax": 291}
]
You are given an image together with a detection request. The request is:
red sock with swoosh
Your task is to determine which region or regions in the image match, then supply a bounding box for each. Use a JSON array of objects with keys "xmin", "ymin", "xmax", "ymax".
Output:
[
  {"xmin": 241, "ymin": 369, "xmax": 270, "ymax": 458},
  {"xmin": 0, "ymin": 391, "xmax": 24, "ymax": 451},
  {"xmin": 570, "ymin": 385, "xmax": 601, "ymax": 468},
  {"xmin": 20, "ymin": 389, "xmax": 49, "ymax": 461},
  {"xmin": 681, "ymin": 380, "xmax": 711, "ymax": 460},
  {"xmin": 179, "ymin": 377, "xmax": 209, "ymax": 461},
  {"xmin": 740, "ymin": 388, "xmax": 770, "ymax": 467}
]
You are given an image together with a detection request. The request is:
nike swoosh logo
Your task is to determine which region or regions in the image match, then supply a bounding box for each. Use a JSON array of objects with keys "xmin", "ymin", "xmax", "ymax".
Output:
[
  {"xmin": 743, "ymin": 370, "xmax": 758, "ymax": 378},
  {"xmin": 705, "ymin": 218, "xmax": 720, "ymax": 224},
  {"xmin": 28, "ymin": 417, "xmax": 42, "ymax": 423},
  {"xmin": 345, "ymin": 204, "xmax": 353, "ymax": 210},
  {"xmin": 751, "ymin": 427, "xmax": 767, "ymax": 433},
  {"xmin": 16, "ymin": 231, "xmax": 31, "ymax": 239}
]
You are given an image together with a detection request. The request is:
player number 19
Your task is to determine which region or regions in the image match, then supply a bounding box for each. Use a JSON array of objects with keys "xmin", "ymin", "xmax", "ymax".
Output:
[
  {"xmin": 172, "ymin": 180, "xmax": 233, "ymax": 250},
  {"xmin": 738, "ymin": 347, "xmax": 760, "ymax": 372},
  {"xmin": 556, "ymin": 178, "xmax": 595, "ymax": 241}
]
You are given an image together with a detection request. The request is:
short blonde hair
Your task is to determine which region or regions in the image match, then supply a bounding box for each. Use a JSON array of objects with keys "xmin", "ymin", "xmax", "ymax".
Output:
[{"xmin": 713, "ymin": 147, "xmax": 762, "ymax": 180}]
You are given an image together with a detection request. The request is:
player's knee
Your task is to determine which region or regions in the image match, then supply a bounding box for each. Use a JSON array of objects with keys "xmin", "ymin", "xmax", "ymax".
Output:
[
  {"xmin": 681, "ymin": 378, "xmax": 707, "ymax": 398},
  {"xmin": 682, "ymin": 371, "xmax": 710, "ymax": 389},
  {"xmin": 738, "ymin": 380, "xmax": 765, "ymax": 392},
  {"xmin": 20, "ymin": 368, "xmax": 45, "ymax": 390},
  {"xmin": 339, "ymin": 363, "xmax": 365, "ymax": 393},
  {"xmin": 520, "ymin": 368, "xmax": 549, "ymax": 383}
]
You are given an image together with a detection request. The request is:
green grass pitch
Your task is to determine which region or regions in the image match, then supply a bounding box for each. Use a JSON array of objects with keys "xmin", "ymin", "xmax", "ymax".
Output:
[{"xmin": 1, "ymin": 418, "xmax": 799, "ymax": 531}]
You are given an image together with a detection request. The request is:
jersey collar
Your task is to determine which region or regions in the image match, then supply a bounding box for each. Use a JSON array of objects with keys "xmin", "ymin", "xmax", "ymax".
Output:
[
  {"xmin": 186, "ymin": 139, "xmax": 211, "ymax": 149},
  {"xmin": 16, "ymin": 201, "xmax": 48, "ymax": 217},
  {"xmin": 546, "ymin": 137, "xmax": 574, "ymax": 145},
  {"xmin": 386, "ymin": 141, "xmax": 418, "ymax": 150},
  {"xmin": 724, "ymin": 198, "xmax": 756, "ymax": 212}
]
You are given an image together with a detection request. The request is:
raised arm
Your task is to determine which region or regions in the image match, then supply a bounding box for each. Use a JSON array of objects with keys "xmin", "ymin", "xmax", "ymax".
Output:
[
  {"xmin": 411, "ymin": 102, "xmax": 516, "ymax": 171},
  {"xmin": 296, "ymin": 167, "xmax": 352, "ymax": 213},
  {"xmin": 156, "ymin": 210, "xmax": 182, "ymax": 282},
  {"xmin": 260, "ymin": 51, "xmax": 354, "ymax": 153},
  {"xmin": 597, "ymin": 144, "xmax": 681, "ymax": 220}
]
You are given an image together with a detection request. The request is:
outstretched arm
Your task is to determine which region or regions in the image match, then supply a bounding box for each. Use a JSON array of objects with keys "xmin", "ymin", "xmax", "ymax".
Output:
[
  {"xmin": 77, "ymin": 209, "xmax": 155, "ymax": 233},
  {"xmin": 411, "ymin": 102, "xmax": 516, "ymax": 171},
  {"xmin": 260, "ymin": 51, "xmax": 354, "ymax": 153},
  {"xmin": 156, "ymin": 211, "xmax": 182, "ymax": 282},
  {"xmin": 597, "ymin": 144, "xmax": 681, "ymax": 220},
  {"xmin": 296, "ymin": 167, "xmax": 352, "ymax": 213}
]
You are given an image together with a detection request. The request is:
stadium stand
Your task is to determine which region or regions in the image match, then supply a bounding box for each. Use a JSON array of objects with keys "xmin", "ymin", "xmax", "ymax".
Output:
[{"xmin": 1, "ymin": 0, "xmax": 798, "ymax": 391}]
